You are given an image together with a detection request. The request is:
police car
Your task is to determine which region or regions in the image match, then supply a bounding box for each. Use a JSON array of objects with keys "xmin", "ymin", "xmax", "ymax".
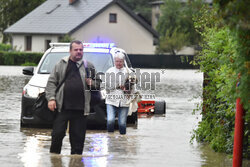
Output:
[{"xmin": 21, "ymin": 43, "xmax": 137, "ymax": 128}]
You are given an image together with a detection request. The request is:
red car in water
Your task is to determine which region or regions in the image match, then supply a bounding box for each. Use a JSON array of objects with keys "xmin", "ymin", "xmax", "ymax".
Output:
[{"xmin": 137, "ymin": 100, "xmax": 166, "ymax": 115}]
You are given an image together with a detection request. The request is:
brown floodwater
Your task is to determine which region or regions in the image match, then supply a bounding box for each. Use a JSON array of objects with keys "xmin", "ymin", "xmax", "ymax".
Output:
[{"xmin": 0, "ymin": 66, "xmax": 249, "ymax": 167}]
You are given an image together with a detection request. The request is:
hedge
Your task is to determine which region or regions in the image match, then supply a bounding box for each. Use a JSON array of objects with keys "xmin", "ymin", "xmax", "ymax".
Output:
[
  {"xmin": 0, "ymin": 51, "xmax": 43, "ymax": 65},
  {"xmin": 0, "ymin": 43, "xmax": 12, "ymax": 51},
  {"xmin": 191, "ymin": 5, "xmax": 250, "ymax": 158}
]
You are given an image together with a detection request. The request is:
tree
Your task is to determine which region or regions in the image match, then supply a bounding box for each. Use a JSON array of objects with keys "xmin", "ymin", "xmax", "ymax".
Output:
[
  {"xmin": 158, "ymin": 28, "xmax": 190, "ymax": 55},
  {"xmin": 121, "ymin": 0, "xmax": 152, "ymax": 23},
  {"xmin": 59, "ymin": 34, "xmax": 75, "ymax": 42},
  {"xmin": 0, "ymin": 0, "xmax": 46, "ymax": 43},
  {"xmin": 156, "ymin": 0, "xmax": 203, "ymax": 54}
]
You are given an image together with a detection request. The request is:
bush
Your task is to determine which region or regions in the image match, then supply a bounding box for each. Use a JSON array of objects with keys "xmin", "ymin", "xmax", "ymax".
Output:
[
  {"xmin": 21, "ymin": 62, "xmax": 37, "ymax": 66},
  {"xmin": 0, "ymin": 51, "xmax": 43, "ymax": 65},
  {"xmin": 192, "ymin": 5, "xmax": 249, "ymax": 158},
  {"xmin": 0, "ymin": 43, "xmax": 12, "ymax": 51},
  {"xmin": 193, "ymin": 26, "xmax": 237, "ymax": 153}
]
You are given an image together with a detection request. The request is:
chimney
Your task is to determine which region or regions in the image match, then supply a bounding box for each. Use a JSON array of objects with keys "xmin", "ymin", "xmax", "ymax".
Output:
[
  {"xmin": 69, "ymin": 0, "xmax": 78, "ymax": 5},
  {"xmin": 150, "ymin": 1, "xmax": 164, "ymax": 30}
]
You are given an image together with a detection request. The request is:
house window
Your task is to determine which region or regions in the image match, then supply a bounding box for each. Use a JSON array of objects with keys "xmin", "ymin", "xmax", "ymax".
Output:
[
  {"xmin": 25, "ymin": 36, "xmax": 32, "ymax": 51},
  {"xmin": 109, "ymin": 13, "xmax": 117, "ymax": 23},
  {"xmin": 45, "ymin": 40, "xmax": 51, "ymax": 50}
]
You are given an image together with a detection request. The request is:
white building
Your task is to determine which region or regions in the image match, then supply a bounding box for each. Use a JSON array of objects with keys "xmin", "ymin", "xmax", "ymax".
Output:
[{"xmin": 4, "ymin": 0, "xmax": 158, "ymax": 54}]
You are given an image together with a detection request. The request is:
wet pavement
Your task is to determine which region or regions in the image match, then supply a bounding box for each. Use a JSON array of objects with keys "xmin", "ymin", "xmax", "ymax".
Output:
[{"xmin": 0, "ymin": 66, "xmax": 249, "ymax": 167}]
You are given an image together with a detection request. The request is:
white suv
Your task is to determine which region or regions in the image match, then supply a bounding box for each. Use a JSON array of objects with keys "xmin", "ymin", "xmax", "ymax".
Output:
[{"xmin": 21, "ymin": 43, "xmax": 137, "ymax": 128}]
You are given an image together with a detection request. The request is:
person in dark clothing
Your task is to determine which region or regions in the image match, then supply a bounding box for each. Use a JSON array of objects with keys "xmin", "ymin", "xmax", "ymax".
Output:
[{"xmin": 46, "ymin": 40, "xmax": 98, "ymax": 155}]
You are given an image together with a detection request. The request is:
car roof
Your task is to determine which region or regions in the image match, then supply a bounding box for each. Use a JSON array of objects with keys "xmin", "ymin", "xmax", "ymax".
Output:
[
  {"xmin": 48, "ymin": 42, "xmax": 125, "ymax": 55},
  {"xmin": 46, "ymin": 42, "xmax": 129, "ymax": 67}
]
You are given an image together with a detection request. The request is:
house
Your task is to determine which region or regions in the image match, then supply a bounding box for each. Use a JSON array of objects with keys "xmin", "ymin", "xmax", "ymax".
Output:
[{"xmin": 4, "ymin": 0, "xmax": 158, "ymax": 54}]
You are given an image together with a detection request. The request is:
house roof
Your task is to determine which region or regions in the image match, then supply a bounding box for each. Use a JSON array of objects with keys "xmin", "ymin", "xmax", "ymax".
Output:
[
  {"xmin": 4, "ymin": 0, "xmax": 158, "ymax": 37},
  {"xmin": 149, "ymin": 0, "xmax": 213, "ymax": 5}
]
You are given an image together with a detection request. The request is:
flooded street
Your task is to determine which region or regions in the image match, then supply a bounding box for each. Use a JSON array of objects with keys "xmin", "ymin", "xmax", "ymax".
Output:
[{"xmin": 0, "ymin": 66, "xmax": 249, "ymax": 167}]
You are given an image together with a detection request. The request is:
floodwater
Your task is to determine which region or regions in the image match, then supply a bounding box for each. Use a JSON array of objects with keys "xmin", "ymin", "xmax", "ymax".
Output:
[{"xmin": 0, "ymin": 66, "xmax": 249, "ymax": 167}]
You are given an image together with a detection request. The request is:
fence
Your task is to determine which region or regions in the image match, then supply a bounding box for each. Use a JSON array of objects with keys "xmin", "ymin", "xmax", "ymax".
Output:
[{"xmin": 128, "ymin": 54, "xmax": 198, "ymax": 69}]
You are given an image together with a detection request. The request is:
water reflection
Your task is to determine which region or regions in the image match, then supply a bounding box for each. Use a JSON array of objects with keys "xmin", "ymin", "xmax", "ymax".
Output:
[
  {"xmin": 199, "ymin": 144, "xmax": 233, "ymax": 167},
  {"xmin": 83, "ymin": 131, "xmax": 138, "ymax": 167},
  {"xmin": 19, "ymin": 128, "xmax": 138, "ymax": 167},
  {"xmin": 84, "ymin": 132, "xmax": 109, "ymax": 167},
  {"xmin": 19, "ymin": 128, "xmax": 51, "ymax": 166},
  {"xmin": 19, "ymin": 136, "xmax": 41, "ymax": 167},
  {"xmin": 50, "ymin": 155, "xmax": 85, "ymax": 167},
  {"xmin": 50, "ymin": 155, "xmax": 64, "ymax": 167}
]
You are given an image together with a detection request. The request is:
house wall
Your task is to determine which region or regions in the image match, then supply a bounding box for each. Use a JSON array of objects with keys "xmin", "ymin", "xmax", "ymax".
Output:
[
  {"xmin": 32, "ymin": 35, "xmax": 59, "ymax": 52},
  {"xmin": 71, "ymin": 4, "xmax": 156, "ymax": 54},
  {"xmin": 12, "ymin": 35, "xmax": 25, "ymax": 51},
  {"xmin": 12, "ymin": 34, "xmax": 59, "ymax": 52}
]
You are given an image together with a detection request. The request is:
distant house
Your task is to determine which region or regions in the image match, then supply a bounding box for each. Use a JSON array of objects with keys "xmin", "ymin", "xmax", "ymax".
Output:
[{"xmin": 4, "ymin": 0, "xmax": 158, "ymax": 54}]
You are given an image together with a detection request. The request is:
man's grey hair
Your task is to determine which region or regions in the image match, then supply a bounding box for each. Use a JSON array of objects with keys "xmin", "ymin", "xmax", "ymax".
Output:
[{"xmin": 113, "ymin": 51, "xmax": 125, "ymax": 60}]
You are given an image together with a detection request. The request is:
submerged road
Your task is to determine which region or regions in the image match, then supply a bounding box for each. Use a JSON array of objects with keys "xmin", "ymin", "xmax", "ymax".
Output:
[{"xmin": 0, "ymin": 66, "xmax": 249, "ymax": 167}]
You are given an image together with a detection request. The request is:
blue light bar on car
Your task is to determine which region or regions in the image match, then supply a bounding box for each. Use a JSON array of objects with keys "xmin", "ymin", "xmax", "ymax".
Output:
[{"xmin": 83, "ymin": 43, "xmax": 115, "ymax": 49}]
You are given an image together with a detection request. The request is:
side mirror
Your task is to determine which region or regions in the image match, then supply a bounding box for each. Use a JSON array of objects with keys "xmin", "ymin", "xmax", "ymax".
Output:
[{"xmin": 23, "ymin": 67, "xmax": 34, "ymax": 76}]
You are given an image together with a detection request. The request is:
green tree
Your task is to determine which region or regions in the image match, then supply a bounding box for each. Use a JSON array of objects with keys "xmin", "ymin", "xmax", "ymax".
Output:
[
  {"xmin": 59, "ymin": 34, "xmax": 74, "ymax": 43},
  {"xmin": 158, "ymin": 28, "xmax": 190, "ymax": 55},
  {"xmin": 156, "ymin": 0, "xmax": 203, "ymax": 54},
  {"xmin": 122, "ymin": 0, "xmax": 152, "ymax": 23},
  {"xmin": 0, "ymin": 0, "xmax": 46, "ymax": 43}
]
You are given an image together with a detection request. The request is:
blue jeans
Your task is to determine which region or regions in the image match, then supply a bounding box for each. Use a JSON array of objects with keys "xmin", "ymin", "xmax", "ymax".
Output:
[{"xmin": 106, "ymin": 104, "xmax": 129, "ymax": 134}]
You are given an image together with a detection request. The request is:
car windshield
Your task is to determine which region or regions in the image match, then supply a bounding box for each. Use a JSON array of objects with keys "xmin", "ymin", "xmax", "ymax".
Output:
[{"xmin": 39, "ymin": 52, "xmax": 114, "ymax": 74}]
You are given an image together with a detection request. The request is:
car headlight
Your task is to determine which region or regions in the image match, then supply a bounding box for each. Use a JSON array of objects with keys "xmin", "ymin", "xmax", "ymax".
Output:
[{"xmin": 23, "ymin": 85, "xmax": 45, "ymax": 98}]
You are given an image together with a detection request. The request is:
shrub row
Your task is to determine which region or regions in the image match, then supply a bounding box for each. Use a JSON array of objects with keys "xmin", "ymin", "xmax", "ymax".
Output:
[
  {"xmin": 0, "ymin": 43, "xmax": 12, "ymax": 51},
  {"xmin": 192, "ymin": 5, "xmax": 249, "ymax": 158},
  {"xmin": 0, "ymin": 51, "xmax": 43, "ymax": 66}
]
